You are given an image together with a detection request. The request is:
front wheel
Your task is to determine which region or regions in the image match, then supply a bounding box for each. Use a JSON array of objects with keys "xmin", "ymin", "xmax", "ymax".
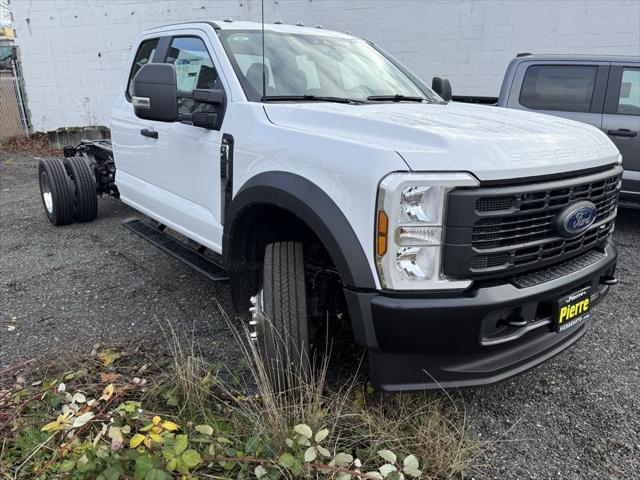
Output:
[{"xmin": 250, "ymin": 242, "xmax": 310, "ymax": 378}]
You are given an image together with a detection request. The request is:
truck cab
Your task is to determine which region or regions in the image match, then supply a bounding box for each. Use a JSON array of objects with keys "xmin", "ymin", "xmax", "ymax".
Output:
[{"xmin": 39, "ymin": 21, "xmax": 622, "ymax": 390}]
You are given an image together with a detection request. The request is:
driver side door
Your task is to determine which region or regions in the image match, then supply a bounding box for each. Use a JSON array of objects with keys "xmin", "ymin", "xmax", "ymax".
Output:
[{"xmin": 114, "ymin": 32, "xmax": 226, "ymax": 251}]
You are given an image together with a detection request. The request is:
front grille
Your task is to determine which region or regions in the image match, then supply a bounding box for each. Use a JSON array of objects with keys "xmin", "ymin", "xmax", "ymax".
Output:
[{"xmin": 444, "ymin": 165, "xmax": 622, "ymax": 280}]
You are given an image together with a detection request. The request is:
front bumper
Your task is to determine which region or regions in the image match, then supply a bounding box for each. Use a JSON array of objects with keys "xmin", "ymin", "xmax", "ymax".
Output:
[{"xmin": 344, "ymin": 241, "xmax": 617, "ymax": 391}]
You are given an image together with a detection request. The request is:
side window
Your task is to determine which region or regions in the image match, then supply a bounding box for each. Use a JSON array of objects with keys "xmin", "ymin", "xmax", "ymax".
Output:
[
  {"xmin": 127, "ymin": 39, "xmax": 159, "ymax": 99},
  {"xmin": 165, "ymin": 36, "xmax": 219, "ymax": 115},
  {"xmin": 617, "ymin": 68, "xmax": 640, "ymax": 115},
  {"xmin": 520, "ymin": 65, "xmax": 597, "ymax": 113}
]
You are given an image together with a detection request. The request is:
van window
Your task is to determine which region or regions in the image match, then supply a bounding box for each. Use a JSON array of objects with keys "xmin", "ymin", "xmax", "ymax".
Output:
[
  {"xmin": 617, "ymin": 68, "xmax": 640, "ymax": 115},
  {"xmin": 127, "ymin": 38, "xmax": 159, "ymax": 99},
  {"xmin": 520, "ymin": 65, "xmax": 597, "ymax": 113}
]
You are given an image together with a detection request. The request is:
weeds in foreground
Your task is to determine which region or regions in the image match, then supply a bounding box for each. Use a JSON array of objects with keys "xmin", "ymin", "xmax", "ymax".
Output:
[{"xmin": 0, "ymin": 316, "xmax": 476, "ymax": 479}]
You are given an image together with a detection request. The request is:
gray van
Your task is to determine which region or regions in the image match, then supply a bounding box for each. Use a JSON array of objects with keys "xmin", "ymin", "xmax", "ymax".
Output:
[{"xmin": 497, "ymin": 55, "xmax": 640, "ymax": 208}]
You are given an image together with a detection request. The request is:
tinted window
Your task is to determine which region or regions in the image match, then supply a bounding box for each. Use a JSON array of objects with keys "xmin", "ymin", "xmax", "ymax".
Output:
[
  {"xmin": 127, "ymin": 39, "xmax": 159, "ymax": 99},
  {"xmin": 165, "ymin": 37, "xmax": 219, "ymax": 116},
  {"xmin": 617, "ymin": 67, "xmax": 640, "ymax": 115},
  {"xmin": 520, "ymin": 65, "xmax": 597, "ymax": 112}
]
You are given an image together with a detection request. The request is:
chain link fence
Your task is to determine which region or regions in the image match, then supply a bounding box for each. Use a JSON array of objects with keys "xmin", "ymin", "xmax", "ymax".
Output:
[{"xmin": 1, "ymin": 47, "xmax": 30, "ymax": 141}]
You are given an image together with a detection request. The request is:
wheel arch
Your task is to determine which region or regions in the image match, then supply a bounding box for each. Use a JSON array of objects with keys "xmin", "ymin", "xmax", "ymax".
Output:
[{"xmin": 223, "ymin": 171, "xmax": 376, "ymax": 308}]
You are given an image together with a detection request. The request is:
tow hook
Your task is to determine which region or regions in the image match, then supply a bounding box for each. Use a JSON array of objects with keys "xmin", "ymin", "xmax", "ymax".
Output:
[{"xmin": 600, "ymin": 275, "xmax": 618, "ymax": 286}]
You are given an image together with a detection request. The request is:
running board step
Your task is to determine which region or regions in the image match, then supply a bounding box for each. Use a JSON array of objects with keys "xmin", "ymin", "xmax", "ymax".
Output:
[{"xmin": 122, "ymin": 217, "xmax": 229, "ymax": 282}]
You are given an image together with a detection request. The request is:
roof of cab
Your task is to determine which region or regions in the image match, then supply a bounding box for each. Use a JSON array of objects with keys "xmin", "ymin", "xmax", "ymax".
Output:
[
  {"xmin": 513, "ymin": 53, "xmax": 640, "ymax": 63},
  {"xmin": 144, "ymin": 20, "xmax": 355, "ymax": 39}
]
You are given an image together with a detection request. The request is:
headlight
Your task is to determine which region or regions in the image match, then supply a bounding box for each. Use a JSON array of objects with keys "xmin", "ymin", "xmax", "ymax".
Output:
[{"xmin": 375, "ymin": 172, "xmax": 479, "ymax": 290}]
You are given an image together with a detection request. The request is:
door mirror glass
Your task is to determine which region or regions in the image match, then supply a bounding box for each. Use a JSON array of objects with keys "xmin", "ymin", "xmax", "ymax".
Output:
[
  {"xmin": 432, "ymin": 76, "xmax": 452, "ymax": 101},
  {"xmin": 132, "ymin": 63, "xmax": 178, "ymax": 122}
]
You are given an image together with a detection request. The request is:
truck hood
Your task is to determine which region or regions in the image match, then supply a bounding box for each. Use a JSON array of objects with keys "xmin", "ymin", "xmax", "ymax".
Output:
[{"xmin": 263, "ymin": 102, "xmax": 620, "ymax": 181}]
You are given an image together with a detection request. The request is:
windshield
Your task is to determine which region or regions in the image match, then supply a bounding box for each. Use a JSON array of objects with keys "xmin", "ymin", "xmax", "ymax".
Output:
[{"xmin": 218, "ymin": 30, "xmax": 436, "ymax": 103}]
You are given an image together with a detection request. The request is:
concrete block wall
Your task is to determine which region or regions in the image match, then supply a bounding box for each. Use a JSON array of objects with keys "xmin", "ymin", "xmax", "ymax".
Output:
[{"xmin": 10, "ymin": 0, "xmax": 640, "ymax": 131}]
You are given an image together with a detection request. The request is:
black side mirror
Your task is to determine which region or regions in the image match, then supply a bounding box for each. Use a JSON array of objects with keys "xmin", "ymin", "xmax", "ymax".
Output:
[
  {"xmin": 190, "ymin": 88, "xmax": 227, "ymax": 130},
  {"xmin": 432, "ymin": 77, "xmax": 452, "ymax": 101},
  {"xmin": 132, "ymin": 64, "xmax": 178, "ymax": 122}
]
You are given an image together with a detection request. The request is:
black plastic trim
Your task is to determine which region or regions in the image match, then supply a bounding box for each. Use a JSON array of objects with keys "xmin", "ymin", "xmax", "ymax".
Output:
[
  {"xmin": 348, "ymin": 241, "xmax": 617, "ymax": 391},
  {"xmin": 223, "ymin": 171, "xmax": 376, "ymax": 289}
]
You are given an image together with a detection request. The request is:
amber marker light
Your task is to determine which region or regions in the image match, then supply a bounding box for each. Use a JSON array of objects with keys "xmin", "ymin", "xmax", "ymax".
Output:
[{"xmin": 377, "ymin": 210, "xmax": 388, "ymax": 256}]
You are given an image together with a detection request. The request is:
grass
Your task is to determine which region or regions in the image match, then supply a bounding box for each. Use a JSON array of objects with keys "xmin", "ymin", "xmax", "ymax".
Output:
[{"xmin": 0, "ymin": 312, "xmax": 478, "ymax": 479}]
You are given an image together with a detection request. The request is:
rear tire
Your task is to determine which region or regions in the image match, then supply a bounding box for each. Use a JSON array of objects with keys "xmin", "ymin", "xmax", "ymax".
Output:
[
  {"xmin": 64, "ymin": 156, "xmax": 98, "ymax": 222},
  {"xmin": 253, "ymin": 242, "xmax": 310, "ymax": 379},
  {"xmin": 38, "ymin": 158, "xmax": 74, "ymax": 226}
]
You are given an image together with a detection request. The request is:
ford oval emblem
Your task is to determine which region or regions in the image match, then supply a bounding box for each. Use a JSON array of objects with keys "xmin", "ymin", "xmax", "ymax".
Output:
[{"xmin": 555, "ymin": 201, "xmax": 597, "ymax": 237}]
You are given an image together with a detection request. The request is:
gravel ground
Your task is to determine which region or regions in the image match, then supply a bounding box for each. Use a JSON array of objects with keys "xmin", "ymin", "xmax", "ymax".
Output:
[{"xmin": 1, "ymin": 152, "xmax": 639, "ymax": 479}]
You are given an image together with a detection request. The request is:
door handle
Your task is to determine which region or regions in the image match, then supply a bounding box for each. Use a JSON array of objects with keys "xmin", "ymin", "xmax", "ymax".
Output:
[
  {"xmin": 607, "ymin": 129, "xmax": 637, "ymax": 138},
  {"xmin": 140, "ymin": 128, "xmax": 158, "ymax": 139}
]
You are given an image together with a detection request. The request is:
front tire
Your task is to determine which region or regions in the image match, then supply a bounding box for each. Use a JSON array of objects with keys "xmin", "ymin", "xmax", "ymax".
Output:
[
  {"xmin": 38, "ymin": 158, "xmax": 74, "ymax": 226},
  {"xmin": 253, "ymin": 242, "xmax": 310, "ymax": 376},
  {"xmin": 64, "ymin": 156, "xmax": 98, "ymax": 222}
]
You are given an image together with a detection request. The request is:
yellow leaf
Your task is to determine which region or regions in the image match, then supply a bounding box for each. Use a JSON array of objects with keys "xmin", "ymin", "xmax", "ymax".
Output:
[
  {"xmin": 130, "ymin": 433, "xmax": 145, "ymax": 448},
  {"xmin": 143, "ymin": 436, "xmax": 154, "ymax": 449},
  {"xmin": 41, "ymin": 420, "xmax": 63, "ymax": 432},
  {"xmin": 151, "ymin": 426, "xmax": 162, "ymax": 434},
  {"xmin": 97, "ymin": 349, "xmax": 122, "ymax": 367},
  {"xmin": 152, "ymin": 416, "xmax": 161, "ymax": 426},
  {"xmin": 161, "ymin": 420, "xmax": 179, "ymax": 431},
  {"xmin": 100, "ymin": 384, "xmax": 115, "ymax": 401},
  {"xmin": 148, "ymin": 432, "xmax": 163, "ymax": 443}
]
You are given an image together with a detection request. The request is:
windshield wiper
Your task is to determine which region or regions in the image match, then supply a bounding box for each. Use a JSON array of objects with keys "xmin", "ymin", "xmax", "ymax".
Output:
[
  {"xmin": 262, "ymin": 95, "xmax": 365, "ymax": 104},
  {"xmin": 367, "ymin": 94, "xmax": 425, "ymax": 102}
]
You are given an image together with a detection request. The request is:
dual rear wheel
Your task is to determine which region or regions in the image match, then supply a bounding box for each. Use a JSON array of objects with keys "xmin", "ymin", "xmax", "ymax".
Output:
[{"xmin": 38, "ymin": 157, "xmax": 98, "ymax": 226}]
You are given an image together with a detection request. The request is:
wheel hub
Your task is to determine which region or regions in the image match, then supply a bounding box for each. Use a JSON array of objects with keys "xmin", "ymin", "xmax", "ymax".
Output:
[
  {"xmin": 40, "ymin": 172, "xmax": 53, "ymax": 214},
  {"xmin": 248, "ymin": 289, "xmax": 264, "ymax": 343}
]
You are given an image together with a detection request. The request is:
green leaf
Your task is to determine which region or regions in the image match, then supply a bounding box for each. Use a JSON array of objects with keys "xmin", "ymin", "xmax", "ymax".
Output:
[
  {"xmin": 245, "ymin": 435, "xmax": 263, "ymax": 455},
  {"xmin": 72, "ymin": 411, "xmax": 95, "ymax": 428},
  {"xmin": 402, "ymin": 455, "xmax": 421, "ymax": 477},
  {"xmin": 378, "ymin": 450, "xmax": 397, "ymax": 464},
  {"xmin": 58, "ymin": 459, "xmax": 75, "ymax": 473},
  {"xmin": 174, "ymin": 434, "xmax": 188, "ymax": 455},
  {"xmin": 133, "ymin": 454, "xmax": 155, "ymax": 480},
  {"xmin": 195, "ymin": 424, "xmax": 213, "ymax": 436},
  {"xmin": 365, "ymin": 473, "xmax": 384, "ymax": 480},
  {"xmin": 181, "ymin": 449, "xmax": 202, "ymax": 468},
  {"xmin": 166, "ymin": 458, "xmax": 178, "ymax": 471},
  {"xmin": 279, "ymin": 452, "xmax": 296, "ymax": 468},
  {"xmin": 255, "ymin": 465, "xmax": 268, "ymax": 478},
  {"xmin": 101, "ymin": 465, "xmax": 123, "ymax": 480},
  {"xmin": 314, "ymin": 428, "xmax": 329, "ymax": 443},
  {"xmin": 379, "ymin": 464, "xmax": 397, "ymax": 477},
  {"xmin": 304, "ymin": 446, "xmax": 317, "ymax": 462},
  {"xmin": 144, "ymin": 468, "xmax": 172, "ymax": 480},
  {"xmin": 293, "ymin": 423, "xmax": 313, "ymax": 439},
  {"xmin": 316, "ymin": 445, "xmax": 331, "ymax": 458},
  {"xmin": 332, "ymin": 452, "xmax": 353, "ymax": 467}
]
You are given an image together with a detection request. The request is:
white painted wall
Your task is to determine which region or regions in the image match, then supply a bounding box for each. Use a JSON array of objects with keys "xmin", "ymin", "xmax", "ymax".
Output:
[{"xmin": 10, "ymin": 0, "xmax": 640, "ymax": 131}]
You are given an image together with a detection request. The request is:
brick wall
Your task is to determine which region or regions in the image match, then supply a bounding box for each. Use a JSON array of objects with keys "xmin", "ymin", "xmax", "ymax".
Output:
[{"xmin": 10, "ymin": 0, "xmax": 640, "ymax": 131}]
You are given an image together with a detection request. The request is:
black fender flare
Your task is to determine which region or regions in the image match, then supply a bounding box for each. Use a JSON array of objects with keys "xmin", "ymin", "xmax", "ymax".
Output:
[{"xmin": 223, "ymin": 171, "xmax": 376, "ymax": 290}]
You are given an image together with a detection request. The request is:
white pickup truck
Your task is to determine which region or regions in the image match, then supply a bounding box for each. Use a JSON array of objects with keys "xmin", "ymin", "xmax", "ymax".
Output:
[{"xmin": 37, "ymin": 20, "xmax": 622, "ymax": 391}]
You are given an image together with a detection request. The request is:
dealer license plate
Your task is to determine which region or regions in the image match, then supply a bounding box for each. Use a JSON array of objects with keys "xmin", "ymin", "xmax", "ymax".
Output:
[{"xmin": 554, "ymin": 287, "xmax": 591, "ymax": 333}]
